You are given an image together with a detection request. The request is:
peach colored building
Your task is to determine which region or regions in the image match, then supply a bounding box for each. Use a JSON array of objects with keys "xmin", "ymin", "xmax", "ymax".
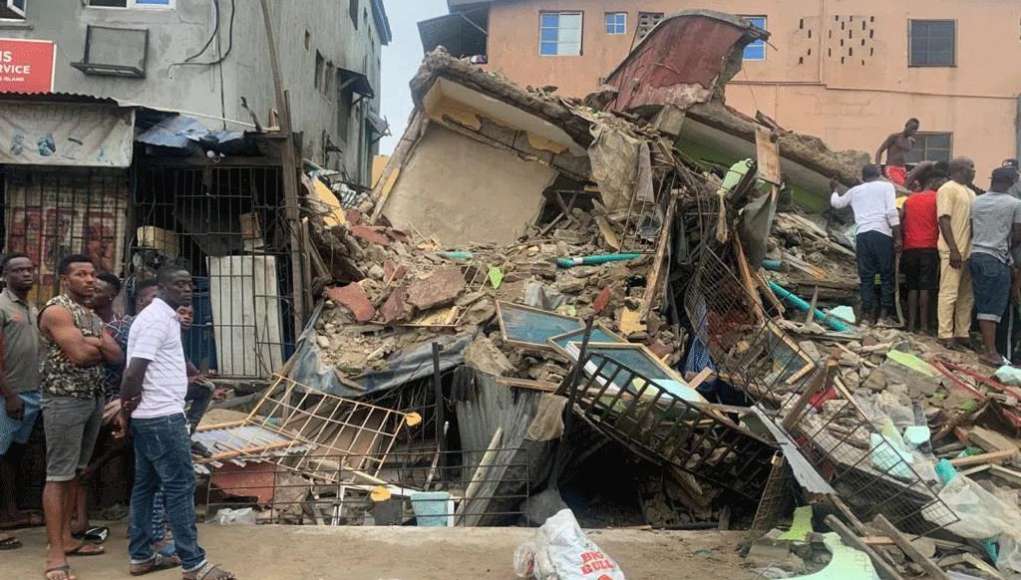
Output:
[{"xmin": 423, "ymin": 0, "xmax": 1021, "ymax": 183}]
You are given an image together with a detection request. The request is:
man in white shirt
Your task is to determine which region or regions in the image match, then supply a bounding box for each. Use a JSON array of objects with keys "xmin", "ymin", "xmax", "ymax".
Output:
[
  {"xmin": 116, "ymin": 265, "xmax": 235, "ymax": 580},
  {"xmin": 830, "ymin": 164, "xmax": 903, "ymax": 326}
]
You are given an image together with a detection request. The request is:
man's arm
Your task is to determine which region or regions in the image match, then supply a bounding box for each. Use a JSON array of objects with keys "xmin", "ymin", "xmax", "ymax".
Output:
[
  {"xmin": 938, "ymin": 216, "xmax": 963, "ymax": 268},
  {"xmin": 119, "ymin": 357, "xmax": 151, "ymax": 413},
  {"xmin": 39, "ymin": 306, "xmax": 102, "ymax": 366},
  {"xmin": 0, "ymin": 332, "xmax": 23, "ymax": 421},
  {"xmin": 885, "ymin": 185, "xmax": 902, "ymax": 251},
  {"xmin": 905, "ymin": 161, "xmax": 934, "ymax": 191},
  {"xmin": 98, "ymin": 330, "xmax": 123, "ymax": 366},
  {"xmin": 830, "ymin": 181, "xmax": 853, "ymax": 210},
  {"xmin": 875, "ymin": 134, "xmax": 895, "ymax": 164}
]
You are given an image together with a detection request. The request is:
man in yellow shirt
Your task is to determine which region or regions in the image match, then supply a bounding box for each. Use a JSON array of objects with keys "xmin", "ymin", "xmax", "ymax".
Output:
[{"xmin": 936, "ymin": 158, "xmax": 978, "ymax": 347}]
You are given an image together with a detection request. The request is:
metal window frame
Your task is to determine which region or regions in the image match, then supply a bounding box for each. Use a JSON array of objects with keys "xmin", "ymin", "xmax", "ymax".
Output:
[
  {"xmin": 907, "ymin": 131, "xmax": 954, "ymax": 163},
  {"xmin": 538, "ymin": 10, "xmax": 583, "ymax": 57},
  {"xmin": 604, "ymin": 11, "xmax": 626, "ymax": 35},
  {"xmin": 908, "ymin": 19, "xmax": 957, "ymax": 68},
  {"xmin": 741, "ymin": 15, "xmax": 768, "ymax": 61},
  {"xmin": 86, "ymin": 0, "xmax": 175, "ymax": 10},
  {"xmin": 70, "ymin": 25, "xmax": 148, "ymax": 78},
  {"xmin": 0, "ymin": 0, "xmax": 26, "ymax": 20}
]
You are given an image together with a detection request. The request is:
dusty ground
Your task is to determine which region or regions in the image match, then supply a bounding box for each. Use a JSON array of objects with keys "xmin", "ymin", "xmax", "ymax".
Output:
[{"xmin": 4, "ymin": 522, "xmax": 757, "ymax": 579}]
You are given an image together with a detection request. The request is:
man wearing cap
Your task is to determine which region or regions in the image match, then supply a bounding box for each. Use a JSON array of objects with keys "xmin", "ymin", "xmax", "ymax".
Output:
[{"xmin": 969, "ymin": 167, "xmax": 1021, "ymax": 366}]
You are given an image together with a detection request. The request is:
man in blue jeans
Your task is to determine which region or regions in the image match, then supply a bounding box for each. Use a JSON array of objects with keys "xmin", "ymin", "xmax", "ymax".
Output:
[
  {"xmin": 830, "ymin": 164, "xmax": 902, "ymax": 326},
  {"xmin": 116, "ymin": 265, "xmax": 236, "ymax": 579},
  {"xmin": 969, "ymin": 167, "xmax": 1021, "ymax": 366}
]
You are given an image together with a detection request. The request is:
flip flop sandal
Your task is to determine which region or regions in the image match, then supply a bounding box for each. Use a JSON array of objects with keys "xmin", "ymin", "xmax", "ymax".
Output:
[
  {"xmin": 130, "ymin": 553, "xmax": 182, "ymax": 576},
  {"xmin": 187, "ymin": 563, "xmax": 237, "ymax": 580},
  {"xmin": 0, "ymin": 535, "xmax": 21, "ymax": 550},
  {"xmin": 71, "ymin": 526, "xmax": 110, "ymax": 544},
  {"xmin": 43, "ymin": 563, "xmax": 75, "ymax": 580},
  {"xmin": 64, "ymin": 543, "xmax": 105, "ymax": 557}
]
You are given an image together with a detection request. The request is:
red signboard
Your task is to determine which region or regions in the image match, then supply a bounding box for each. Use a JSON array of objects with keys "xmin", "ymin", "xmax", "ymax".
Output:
[{"xmin": 0, "ymin": 38, "xmax": 55, "ymax": 94}]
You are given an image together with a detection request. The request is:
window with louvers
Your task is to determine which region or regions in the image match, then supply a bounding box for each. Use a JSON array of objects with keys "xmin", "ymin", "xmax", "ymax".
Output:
[{"xmin": 636, "ymin": 12, "xmax": 664, "ymax": 41}]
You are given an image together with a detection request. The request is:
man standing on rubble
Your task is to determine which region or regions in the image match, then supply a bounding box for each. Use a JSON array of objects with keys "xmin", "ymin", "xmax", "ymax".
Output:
[
  {"xmin": 830, "ymin": 164, "xmax": 901, "ymax": 326},
  {"xmin": 937, "ymin": 158, "xmax": 978, "ymax": 348},
  {"xmin": 968, "ymin": 167, "xmax": 1021, "ymax": 366},
  {"xmin": 900, "ymin": 162, "xmax": 949, "ymax": 334},
  {"xmin": 875, "ymin": 118, "xmax": 920, "ymax": 186},
  {"xmin": 117, "ymin": 264, "xmax": 236, "ymax": 580}
]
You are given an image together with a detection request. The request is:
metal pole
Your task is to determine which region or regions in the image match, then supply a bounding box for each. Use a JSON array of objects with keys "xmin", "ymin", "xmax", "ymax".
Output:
[
  {"xmin": 432, "ymin": 342, "xmax": 445, "ymax": 470},
  {"xmin": 551, "ymin": 317, "xmax": 595, "ymax": 484}
]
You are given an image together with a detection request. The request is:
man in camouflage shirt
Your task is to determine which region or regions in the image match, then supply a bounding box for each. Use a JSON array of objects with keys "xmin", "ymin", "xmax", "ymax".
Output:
[{"xmin": 37, "ymin": 255, "xmax": 122, "ymax": 580}]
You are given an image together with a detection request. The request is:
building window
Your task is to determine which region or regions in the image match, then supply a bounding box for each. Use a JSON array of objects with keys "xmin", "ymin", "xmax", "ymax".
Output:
[
  {"xmin": 909, "ymin": 20, "xmax": 955, "ymax": 67},
  {"xmin": 742, "ymin": 16, "xmax": 767, "ymax": 61},
  {"xmin": 314, "ymin": 51, "xmax": 324, "ymax": 90},
  {"xmin": 539, "ymin": 12, "xmax": 582, "ymax": 56},
  {"xmin": 324, "ymin": 62, "xmax": 335, "ymax": 97},
  {"xmin": 349, "ymin": 0, "xmax": 358, "ymax": 29},
  {"xmin": 0, "ymin": 0, "xmax": 25, "ymax": 20},
  {"xmin": 636, "ymin": 12, "xmax": 664, "ymax": 41},
  {"xmin": 605, "ymin": 12, "xmax": 626, "ymax": 35},
  {"xmin": 88, "ymin": 0, "xmax": 174, "ymax": 8},
  {"xmin": 906, "ymin": 132, "xmax": 953, "ymax": 163}
]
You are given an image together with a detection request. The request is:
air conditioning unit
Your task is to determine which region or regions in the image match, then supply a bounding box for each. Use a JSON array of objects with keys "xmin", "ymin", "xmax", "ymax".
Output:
[{"xmin": 0, "ymin": 0, "xmax": 26, "ymax": 19}]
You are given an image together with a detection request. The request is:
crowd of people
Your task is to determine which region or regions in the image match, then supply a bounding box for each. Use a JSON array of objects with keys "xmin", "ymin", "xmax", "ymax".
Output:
[
  {"xmin": 0, "ymin": 254, "xmax": 235, "ymax": 580},
  {"xmin": 835, "ymin": 118, "xmax": 1021, "ymax": 366}
]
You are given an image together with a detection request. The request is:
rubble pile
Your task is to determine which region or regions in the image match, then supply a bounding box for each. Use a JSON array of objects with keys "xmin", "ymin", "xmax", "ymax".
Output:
[{"xmin": 199, "ymin": 11, "xmax": 1020, "ymax": 580}]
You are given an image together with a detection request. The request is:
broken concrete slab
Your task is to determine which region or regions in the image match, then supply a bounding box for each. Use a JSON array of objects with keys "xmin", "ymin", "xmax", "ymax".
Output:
[
  {"xmin": 407, "ymin": 267, "xmax": 467, "ymax": 311},
  {"xmin": 379, "ymin": 286, "xmax": 412, "ymax": 324},
  {"xmin": 350, "ymin": 224, "xmax": 392, "ymax": 246},
  {"xmin": 326, "ymin": 284, "xmax": 376, "ymax": 323}
]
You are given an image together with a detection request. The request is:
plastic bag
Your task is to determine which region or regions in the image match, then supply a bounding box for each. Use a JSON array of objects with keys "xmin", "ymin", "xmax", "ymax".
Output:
[
  {"xmin": 514, "ymin": 509, "xmax": 625, "ymax": 580},
  {"xmin": 997, "ymin": 532, "xmax": 1021, "ymax": 576},
  {"xmin": 927, "ymin": 475, "xmax": 1021, "ymax": 539},
  {"xmin": 214, "ymin": 507, "xmax": 256, "ymax": 526}
]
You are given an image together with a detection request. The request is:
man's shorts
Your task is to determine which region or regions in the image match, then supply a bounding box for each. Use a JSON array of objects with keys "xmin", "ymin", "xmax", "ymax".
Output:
[
  {"xmin": 885, "ymin": 165, "xmax": 907, "ymax": 186},
  {"xmin": 42, "ymin": 395, "xmax": 103, "ymax": 482},
  {"xmin": 0, "ymin": 390, "xmax": 41, "ymax": 456},
  {"xmin": 969, "ymin": 253, "xmax": 1012, "ymax": 324},
  {"xmin": 901, "ymin": 248, "xmax": 940, "ymax": 291}
]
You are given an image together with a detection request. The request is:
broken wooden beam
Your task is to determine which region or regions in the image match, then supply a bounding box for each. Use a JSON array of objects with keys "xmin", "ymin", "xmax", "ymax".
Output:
[
  {"xmin": 872, "ymin": 514, "xmax": 949, "ymax": 580},
  {"xmin": 824, "ymin": 515, "xmax": 904, "ymax": 580},
  {"xmin": 948, "ymin": 448, "xmax": 1018, "ymax": 468}
]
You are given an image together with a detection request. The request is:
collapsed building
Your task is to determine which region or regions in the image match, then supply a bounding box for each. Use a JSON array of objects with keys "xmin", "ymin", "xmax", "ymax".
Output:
[{"xmin": 195, "ymin": 11, "xmax": 1021, "ymax": 580}]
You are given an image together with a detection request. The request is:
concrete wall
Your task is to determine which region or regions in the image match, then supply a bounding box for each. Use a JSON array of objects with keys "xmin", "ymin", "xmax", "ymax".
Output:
[
  {"xmin": 480, "ymin": 0, "xmax": 1021, "ymax": 182},
  {"xmin": 4, "ymin": 0, "xmax": 384, "ymax": 183},
  {"xmin": 382, "ymin": 124, "xmax": 555, "ymax": 245}
]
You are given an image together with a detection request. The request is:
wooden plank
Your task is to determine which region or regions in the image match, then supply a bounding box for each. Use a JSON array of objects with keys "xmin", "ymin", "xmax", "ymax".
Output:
[
  {"xmin": 989, "ymin": 464, "xmax": 1021, "ymax": 487},
  {"xmin": 824, "ymin": 515, "xmax": 904, "ymax": 580},
  {"xmin": 755, "ymin": 272, "xmax": 786, "ymax": 315},
  {"xmin": 872, "ymin": 515, "xmax": 950, "ymax": 580},
  {"xmin": 733, "ymin": 235, "xmax": 764, "ymax": 323},
  {"xmin": 967, "ymin": 426, "xmax": 1019, "ymax": 453},
  {"xmin": 494, "ymin": 377, "xmax": 558, "ymax": 392},
  {"xmin": 948, "ymin": 449, "xmax": 1018, "ymax": 468},
  {"xmin": 686, "ymin": 368, "xmax": 715, "ymax": 391},
  {"xmin": 456, "ymin": 428, "xmax": 503, "ymax": 526},
  {"xmin": 782, "ymin": 355, "xmax": 837, "ymax": 431},
  {"xmin": 755, "ymin": 125, "xmax": 781, "ymax": 185},
  {"xmin": 638, "ymin": 193, "xmax": 677, "ymax": 321}
]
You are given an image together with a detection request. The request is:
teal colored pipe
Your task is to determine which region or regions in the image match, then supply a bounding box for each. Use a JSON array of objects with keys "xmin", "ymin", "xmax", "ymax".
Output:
[
  {"xmin": 768, "ymin": 281, "xmax": 851, "ymax": 332},
  {"xmin": 761, "ymin": 259, "xmax": 783, "ymax": 271},
  {"xmin": 438, "ymin": 251, "xmax": 473, "ymax": 261},
  {"xmin": 556, "ymin": 253, "xmax": 643, "ymax": 268}
]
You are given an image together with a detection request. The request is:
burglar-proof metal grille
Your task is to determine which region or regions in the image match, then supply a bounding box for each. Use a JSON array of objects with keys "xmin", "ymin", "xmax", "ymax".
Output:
[
  {"xmin": 684, "ymin": 238, "xmax": 960, "ymax": 536},
  {"xmin": 567, "ymin": 352, "xmax": 776, "ymax": 502},
  {"xmin": 1, "ymin": 167, "xmax": 129, "ymax": 308},
  {"xmin": 131, "ymin": 164, "xmax": 294, "ymax": 379},
  {"xmin": 203, "ymin": 448, "xmax": 530, "ymax": 527}
]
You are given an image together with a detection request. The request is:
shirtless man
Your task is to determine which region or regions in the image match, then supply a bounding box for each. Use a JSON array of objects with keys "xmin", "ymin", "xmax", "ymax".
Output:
[{"xmin": 876, "ymin": 118, "xmax": 920, "ymax": 186}]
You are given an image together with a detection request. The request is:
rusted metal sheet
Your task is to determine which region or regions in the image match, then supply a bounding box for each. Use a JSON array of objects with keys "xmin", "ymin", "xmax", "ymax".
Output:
[{"xmin": 606, "ymin": 10, "xmax": 767, "ymax": 114}]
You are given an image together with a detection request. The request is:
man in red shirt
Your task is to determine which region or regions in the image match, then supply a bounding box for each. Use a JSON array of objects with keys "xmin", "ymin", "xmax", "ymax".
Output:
[{"xmin": 900, "ymin": 162, "xmax": 949, "ymax": 334}]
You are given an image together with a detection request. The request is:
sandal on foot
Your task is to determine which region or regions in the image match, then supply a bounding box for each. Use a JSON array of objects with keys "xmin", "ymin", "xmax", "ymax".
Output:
[
  {"xmin": 130, "ymin": 554, "xmax": 182, "ymax": 576},
  {"xmin": 0, "ymin": 534, "xmax": 21, "ymax": 550},
  {"xmin": 184, "ymin": 563, "xmax": 237, "ymax": 580},
  {"xmin": 71, "ymin": 526, "xmax": 110, "ymax": 544},
  {"xmin": 43, "ymin": 564, "xmax": 75, "ymax": 580},
  {"xmin": 65, "ymin": 542, "xmax": 105, "ymax": 557}
]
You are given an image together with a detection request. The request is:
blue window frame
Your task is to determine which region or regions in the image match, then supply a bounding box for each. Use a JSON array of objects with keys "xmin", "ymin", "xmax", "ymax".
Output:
[
  {"xmin": 540, "ymin": 12, "xmax": 582, "ymax": 56},
  {"xmin": 743, "ymin": 16, "xmax": 767, "ymax": 61},
  {"xmin": 605, "ymin": 12, "xmax": 626, "ymax": 35}
]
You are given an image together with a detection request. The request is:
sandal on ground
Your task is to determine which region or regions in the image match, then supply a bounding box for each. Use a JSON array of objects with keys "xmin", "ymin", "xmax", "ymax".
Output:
[
  {"xmin": 184, "ymin": 563, "xmax": 237, "ymax": 580},
  {"xmin": 71, "ymin": 526, "xmax": 110, "ymax": 544},
  {"xmin": 0, "ymin": 534, "xmax": 21, "ymax": 550},
  {"xmin": 64, "ymin": 542, "xmax": 105, "ymax": 556},
  {"xmin": 43, "ymin": 563, "xmax": 75, "ymax": 580},
  {"xmin": 130, "ymin": 553, "xmax": 182, "ymax": 576}
]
